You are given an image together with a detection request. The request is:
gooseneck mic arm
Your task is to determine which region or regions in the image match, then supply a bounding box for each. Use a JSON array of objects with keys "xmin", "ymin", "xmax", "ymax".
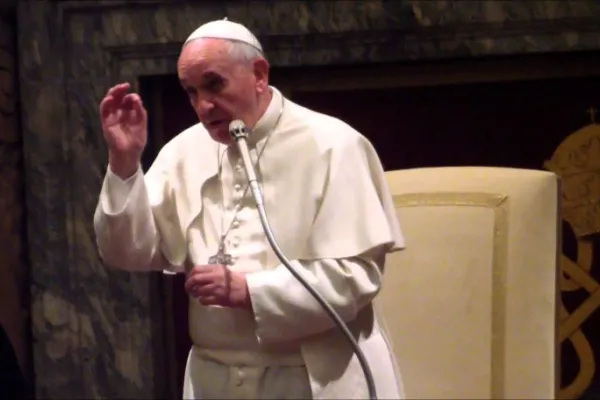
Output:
[
  {"xmin": 229, "ymin": 121, "xmax": 265, "ymax": 208},
  {"xmin": 228, "ymin": 120, "xmax": 377, "ymax": 400}
]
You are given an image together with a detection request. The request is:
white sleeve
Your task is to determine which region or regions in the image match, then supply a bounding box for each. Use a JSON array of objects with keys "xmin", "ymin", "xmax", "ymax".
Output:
[
  {"xmin": 245, "ymin": 247, "xmax": 384, "ymax": 343},
  {"xmin": 93, "ymin": 166, "xmax": 178, "ymax": 272}
]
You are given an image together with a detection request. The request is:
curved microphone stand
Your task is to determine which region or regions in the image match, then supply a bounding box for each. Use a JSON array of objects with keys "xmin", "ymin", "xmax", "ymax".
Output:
[{"xmin": 229, "ymin": 120, "xmax": 377, "ymax": 400}]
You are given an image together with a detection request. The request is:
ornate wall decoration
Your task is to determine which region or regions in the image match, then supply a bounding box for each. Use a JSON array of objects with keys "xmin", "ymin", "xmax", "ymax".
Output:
[{"xmin": 545, "ymin": 108, "xmax": 600, "ymax": 399}]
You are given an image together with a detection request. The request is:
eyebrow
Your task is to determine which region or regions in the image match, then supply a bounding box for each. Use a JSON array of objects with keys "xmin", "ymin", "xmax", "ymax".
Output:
[
  {"xmin": 180, "ymin": 71, "xmax": 224, "ymax": 88},
  {"xmin": 201, "ymin": 71, "xmax": 224, "ymax": 82}
]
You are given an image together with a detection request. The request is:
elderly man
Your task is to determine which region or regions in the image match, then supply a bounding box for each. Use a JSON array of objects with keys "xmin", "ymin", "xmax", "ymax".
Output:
[{"xmin": 94, "ymin": 19, "xmax": 405, "ymax": 399}]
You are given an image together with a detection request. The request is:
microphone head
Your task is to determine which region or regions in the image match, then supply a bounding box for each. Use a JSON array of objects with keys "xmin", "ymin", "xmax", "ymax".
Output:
[{"xmin": 229, "ymin": 119, "xmax": 248, "ymax": 140}]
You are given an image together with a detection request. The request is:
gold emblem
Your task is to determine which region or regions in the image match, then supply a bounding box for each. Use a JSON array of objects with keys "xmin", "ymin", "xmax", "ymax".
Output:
[{"xmin": 544, "ymin": 107, "xmax": 600, "ymax": 399}]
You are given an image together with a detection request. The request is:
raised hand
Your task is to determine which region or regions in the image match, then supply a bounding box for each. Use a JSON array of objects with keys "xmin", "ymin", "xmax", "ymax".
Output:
[{"xmin": 99, "ymin": 82, "xmax": 148, "ymax": 179}]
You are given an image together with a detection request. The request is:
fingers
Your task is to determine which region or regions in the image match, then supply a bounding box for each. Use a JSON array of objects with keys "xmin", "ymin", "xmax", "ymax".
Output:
[
  {"xmin": 184, "ymin": 276, "xmax": 196, "ymax": 294},
  {"xmin": 100, "ymin": 83, "xmax": 126, "ymax": 118},
  {"xmin": 100, "ymin": 83, "xmax": 147, "ymax": 123},
  {"xmin": 188, "ymin": 283, "xmax": 220, "ymax": 306},
  {"xmin": 193, "ymin": 283, "xmax": 219, "ymax": 297},
  {"xmin": 185, "ymin": 264, "xmax": 229, "ymax": 294},
  {"xmin": 121, "ymin": 93, "xmax": 136, "ymax": 109},
  {"xmin": 197, "ymin": 295, "xmax": 219, "ymax": 306},
  {"xmin": 185, "ymin": 275, "xmax": 217, "ymax": 295},
  {"xmin": 122, "ymin": 93, "xmax": 147, "ymax": 121},
  {"xmin": 100, "ymin": 83, "xmax": 133, "ymax": 109},
  {"xmin": 184, "ymin": 271, "xmax": 213, "ymax": 294},
  {"xmin": 106, "ymin": 82, "xmax": 131, "ymax": 98},
  {"xmin": 99, "ymin": 96, "xmax": 115, "ymax": 120},
  {"xmin": 185, "ymin": 265, "xmax": 225, "ymax": 294}
]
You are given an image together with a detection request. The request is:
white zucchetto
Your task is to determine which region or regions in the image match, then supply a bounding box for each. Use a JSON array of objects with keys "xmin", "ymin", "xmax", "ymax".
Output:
[{"xmin": 184, "ymin": 18, "xmax": 263, "ymax": 52}]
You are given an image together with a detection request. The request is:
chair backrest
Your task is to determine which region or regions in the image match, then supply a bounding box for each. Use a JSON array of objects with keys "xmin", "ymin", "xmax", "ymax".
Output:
[{"xmin": 378, "ymin": 167, "xmax": 560, "ymax": 399}]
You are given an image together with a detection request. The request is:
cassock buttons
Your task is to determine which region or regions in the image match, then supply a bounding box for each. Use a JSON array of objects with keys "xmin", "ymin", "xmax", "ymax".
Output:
[
  {"xmin": 234, "ymin": 183, "xmax": 242, "ymax": 192},
  {"xmin": 235, "ymin": 367, "xmax": 245, "ymax": 386},
  {"xmin": 232, "ymin": 220, "xmax": 240, "ymax": 228}
]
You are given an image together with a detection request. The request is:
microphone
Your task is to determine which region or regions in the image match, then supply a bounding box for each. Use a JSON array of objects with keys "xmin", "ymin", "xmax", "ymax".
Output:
[
  {"xmin": 228, "ymin": 120, "xmax": 378, "ymax": 400},
  {"xmin": 228, "ymin": 120, "xmax": 264, "ymax": 208}
]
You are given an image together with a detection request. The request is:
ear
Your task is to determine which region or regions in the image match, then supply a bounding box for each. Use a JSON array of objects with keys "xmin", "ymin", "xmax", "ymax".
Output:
[{"xmin": 252, "ymin": 58, "xmax": 270, "ymax": 93}]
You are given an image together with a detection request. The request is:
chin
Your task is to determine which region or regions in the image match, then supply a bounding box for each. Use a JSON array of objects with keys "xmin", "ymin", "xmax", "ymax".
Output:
[{"xmin": 208, "ymin": 128, "xmax": 234, "ymax": 146}]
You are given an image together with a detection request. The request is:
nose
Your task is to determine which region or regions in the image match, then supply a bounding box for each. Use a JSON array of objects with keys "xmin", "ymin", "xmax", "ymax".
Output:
[{"xmin": 194, "ymin": 98, "xmax": 215, "ymax": 116}]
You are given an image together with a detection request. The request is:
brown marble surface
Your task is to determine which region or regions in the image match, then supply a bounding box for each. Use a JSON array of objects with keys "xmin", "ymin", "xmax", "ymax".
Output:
[{"xmin": 16, "ymin": 0, "xmax": 600, "ymax": 398}]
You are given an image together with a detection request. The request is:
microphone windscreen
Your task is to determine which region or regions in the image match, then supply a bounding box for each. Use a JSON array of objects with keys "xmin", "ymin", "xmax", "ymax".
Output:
[{"xmin": 229, "ymin": 119, "xmax": 248, "ymax": 139}]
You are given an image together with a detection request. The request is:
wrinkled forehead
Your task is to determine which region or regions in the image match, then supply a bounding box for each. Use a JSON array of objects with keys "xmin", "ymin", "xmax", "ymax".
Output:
[{"xmin": 177, "ymin": 38, "xmax": 234, "ymax": 76}]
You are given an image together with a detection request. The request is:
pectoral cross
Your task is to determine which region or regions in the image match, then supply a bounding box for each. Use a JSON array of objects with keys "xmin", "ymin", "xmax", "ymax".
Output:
[{"xmin": 208, "ymin": 241, "xmax": 234, "ymax": 265}]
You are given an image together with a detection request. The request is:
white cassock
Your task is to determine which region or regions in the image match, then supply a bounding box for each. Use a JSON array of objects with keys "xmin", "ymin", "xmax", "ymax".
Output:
[{"xmin": 94, "ymin": 86, "xmax": 406, "ymax": 399}]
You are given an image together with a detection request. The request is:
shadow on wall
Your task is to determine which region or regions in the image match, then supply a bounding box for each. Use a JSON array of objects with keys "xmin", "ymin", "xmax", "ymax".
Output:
[
  {"xmin": 0, "ymin": 4, "xmax": 32, "ymax": 399},
  {"xmin": 0, "ymin": 324, "xmax": 27, "ymax": 399}
]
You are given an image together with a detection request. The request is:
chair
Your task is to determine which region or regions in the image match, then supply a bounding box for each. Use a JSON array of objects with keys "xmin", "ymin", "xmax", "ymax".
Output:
[{"xmin": 378, "ymin": 167, "xmax": 560, "ymax": 399}]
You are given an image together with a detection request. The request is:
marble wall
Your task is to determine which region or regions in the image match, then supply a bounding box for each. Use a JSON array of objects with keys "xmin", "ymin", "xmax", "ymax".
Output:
[{"xmin": 16, "ymin": 0, "xmax": 600, "ymax": 398}]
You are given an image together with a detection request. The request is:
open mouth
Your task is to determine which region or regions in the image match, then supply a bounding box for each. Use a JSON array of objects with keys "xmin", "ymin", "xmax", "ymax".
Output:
[{"xmin": 206, "ymin": 120, "xmax": 226, "ymax": 128}]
